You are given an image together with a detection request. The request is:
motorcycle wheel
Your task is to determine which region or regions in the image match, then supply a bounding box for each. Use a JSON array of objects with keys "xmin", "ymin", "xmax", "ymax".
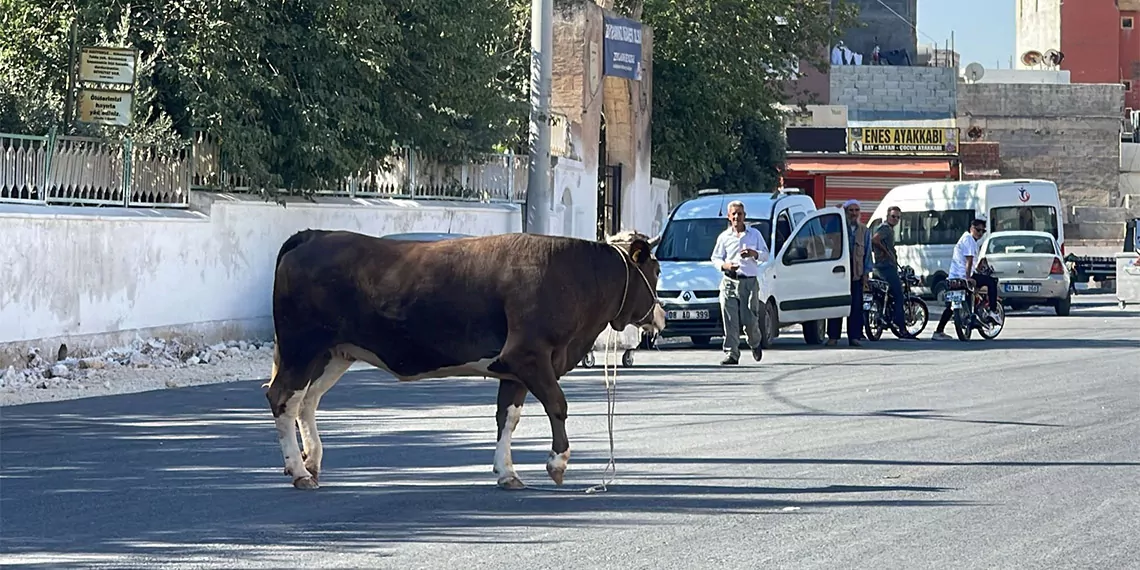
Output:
[
  {"xmin": 864, "ymin": 304, "xmax": 883, "ymax": 341},
  {"xmin": 895, "ymin": 296, "xmax": 929, "ymax": 338},
  {"xmin": 978, "ymin": 303, "xmax": 1005, "ymax": 340},
  {"xmin": 953, "ymin": 308, "xmax": 972, "ymax": 341}
]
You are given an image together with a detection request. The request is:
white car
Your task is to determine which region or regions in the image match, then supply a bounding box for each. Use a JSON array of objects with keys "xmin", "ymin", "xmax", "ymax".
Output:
[
  {"xmin": 652, "ymin": 190, "xmax": 853, "ymax": 348},
  {"xmin": 976, "ymin": 230, "xmax": 1073, "ymax": 316}
]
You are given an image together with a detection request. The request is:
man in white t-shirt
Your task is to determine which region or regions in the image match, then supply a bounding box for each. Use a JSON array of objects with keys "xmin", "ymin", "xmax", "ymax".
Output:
[
  {"xmin": 710, "ymin": 200, "xmax": 768, "ymax": 365},
  {"xmin": 932, "ymin": 218, "xmax": 1003, "ymax": 339}
]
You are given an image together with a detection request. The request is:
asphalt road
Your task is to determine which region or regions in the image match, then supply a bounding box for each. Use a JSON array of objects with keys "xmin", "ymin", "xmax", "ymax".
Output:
[{"xmin": 2, "ymin": 295, "xmax": 1138, "ymax": 569}]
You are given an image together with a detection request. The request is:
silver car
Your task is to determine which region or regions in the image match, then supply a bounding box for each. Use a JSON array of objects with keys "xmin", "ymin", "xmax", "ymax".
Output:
[
  {"xmin": 380, "ymin": 232, "xmax": 474, "ymax": 242},
  {"xmin": 976, "ymin": 230, "xmax": 1073, "ymax": 316}
]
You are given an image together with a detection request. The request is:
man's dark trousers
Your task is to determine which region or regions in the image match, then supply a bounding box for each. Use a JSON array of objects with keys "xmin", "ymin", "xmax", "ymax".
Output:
[{"xmin": 827, "ymin": 278, "xmax": 865, "ymax": 341}]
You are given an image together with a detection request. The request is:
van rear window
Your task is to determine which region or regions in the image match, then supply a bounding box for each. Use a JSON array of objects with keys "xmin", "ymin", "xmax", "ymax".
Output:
[
  {"xmin": 893, "ymin": 209, "xmax": 974, "ymax": 246},
  {"xmin": 991, "ymin": 206, "xmax": 1058, "ymax": 238}
]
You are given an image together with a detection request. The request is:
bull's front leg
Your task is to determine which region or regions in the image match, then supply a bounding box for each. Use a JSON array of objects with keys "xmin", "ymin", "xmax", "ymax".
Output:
[
  {"xmin": 523, "ymin": 364, "xmax": 571, "ymax": 485},
  {"xmin": 493, "ymin": 379, "xmax": 528, "ymax": 490}
]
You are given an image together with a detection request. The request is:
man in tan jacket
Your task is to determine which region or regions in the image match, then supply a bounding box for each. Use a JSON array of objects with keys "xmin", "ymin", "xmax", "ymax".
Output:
[{"xmin": 827, "ymin": 199, "xmax": 872, "ymax": 347}]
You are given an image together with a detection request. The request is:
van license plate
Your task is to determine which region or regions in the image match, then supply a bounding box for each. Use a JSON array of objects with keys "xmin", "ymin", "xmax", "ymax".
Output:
[
  {"xmin": 666, "ymin": 309, "xmax": 709, "ymax": 320},
  {"xmin": 1004, "ymin": 284, "xmax": 1040, "ymax": 293}
]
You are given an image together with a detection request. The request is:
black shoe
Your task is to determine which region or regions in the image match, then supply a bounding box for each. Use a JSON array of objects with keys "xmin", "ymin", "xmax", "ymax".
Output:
[
  {"xmin": 849, "ymin": 339, "xmax": 862, "ymax": 347},
  {"xmin": 720, "ymin": 355, "xmax": 739, "ymax": 365},
  {"xmin": 751, "ymin": 346, "xmax": 763, "ymax": 362}
]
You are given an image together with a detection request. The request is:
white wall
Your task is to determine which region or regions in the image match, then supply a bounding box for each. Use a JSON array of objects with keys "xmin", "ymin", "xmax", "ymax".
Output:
[
  {"xmin": 552, "ymin": 157, "xmax": 597, "ymax": 240},
  {"xmin": 1015, "ymin": 0, "xmax": 1061, "ymax": 70},
  {"xmin": 0, "ymin": 196, "xmax": 521, "ymax": 366}
]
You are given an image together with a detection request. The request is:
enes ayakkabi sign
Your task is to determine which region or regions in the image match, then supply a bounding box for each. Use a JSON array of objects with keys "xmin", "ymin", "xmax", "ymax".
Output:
[{"xmin": 847, "ymin": 127, "xmax": 959, "ymax": 155}]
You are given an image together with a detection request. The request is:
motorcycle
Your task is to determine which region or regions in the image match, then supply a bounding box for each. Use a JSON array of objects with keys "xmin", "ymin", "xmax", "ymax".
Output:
[
  {"xmin": 942, "ymin": 263, "xmax": 1005, "ymax": 342},
  {"xmin": 864, "ymin": 265, "xmax": 929, "ymax": 341}
]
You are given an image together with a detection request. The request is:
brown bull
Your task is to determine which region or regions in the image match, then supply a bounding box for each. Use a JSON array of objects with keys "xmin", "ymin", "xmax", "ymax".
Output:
[{"xmin": 264, "ymin": 229, "xmax": 665, "ymax": 490}]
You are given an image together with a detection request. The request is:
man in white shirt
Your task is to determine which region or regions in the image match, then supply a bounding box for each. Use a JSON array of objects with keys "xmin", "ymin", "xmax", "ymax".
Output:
[
  {"xmin": 710, "ymin": 200, "xmax": 769, "ymax": 365},
  {"xmin": 932, "ymin": 218, "xmax": 1003, "ymax": 340}
]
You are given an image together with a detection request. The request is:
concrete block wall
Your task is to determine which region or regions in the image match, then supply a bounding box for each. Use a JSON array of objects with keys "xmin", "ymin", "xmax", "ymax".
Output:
[
  {"xmin": 829, "ymin": 66, "xmax": 957, "ymax": 121},
  {"xmin": 957, "ymin": 83, "xmax": 1123, "ymax": 209}
]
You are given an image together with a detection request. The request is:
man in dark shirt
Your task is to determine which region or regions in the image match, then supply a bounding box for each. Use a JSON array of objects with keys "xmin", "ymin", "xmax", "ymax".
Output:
[{"xmin": 871, "ymin": 206, "xmax": 916, "ymax": 339}]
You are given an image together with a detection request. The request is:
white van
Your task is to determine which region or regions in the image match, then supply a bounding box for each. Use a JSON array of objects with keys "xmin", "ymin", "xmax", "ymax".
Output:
[
  {"xmin": 652, "ymin": 190, "xmax": 853, "ymax": 348},
  {"xmin": 867, "ymin": 179, "xmax": 1065, "ymax": 299}
]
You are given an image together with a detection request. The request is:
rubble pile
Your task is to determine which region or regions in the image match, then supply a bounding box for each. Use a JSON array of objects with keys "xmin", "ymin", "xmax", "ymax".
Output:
[{"xmin": 0, "ymin": 338, "xmax": 274, "ymax": 391}]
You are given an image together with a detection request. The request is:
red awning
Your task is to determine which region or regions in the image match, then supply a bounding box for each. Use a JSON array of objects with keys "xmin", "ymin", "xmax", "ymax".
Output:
[{"xmin": 785, "ymin": 157, "xmax": 953, "ymax": 175}]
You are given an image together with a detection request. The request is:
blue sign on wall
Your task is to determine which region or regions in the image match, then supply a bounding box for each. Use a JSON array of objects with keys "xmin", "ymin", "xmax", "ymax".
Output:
[{"xmin": 603, "ymin": 16, "xmax": 643, "ymax": 81}]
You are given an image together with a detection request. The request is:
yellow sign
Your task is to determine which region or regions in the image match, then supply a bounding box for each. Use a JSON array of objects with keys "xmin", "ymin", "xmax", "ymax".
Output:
[
  {"xmin": 79, "ymin": 46, "xmax": 137, "ymax": 85},
  {"xmin": 77, "ymin": 89, "xmax": 133, "ymax": 127},
  {"xmin": 847, "ymin": 127, "xmax": 959, "ymax": 155}
]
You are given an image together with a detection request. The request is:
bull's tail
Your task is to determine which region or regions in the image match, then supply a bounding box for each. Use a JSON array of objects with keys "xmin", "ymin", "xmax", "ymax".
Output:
[{"xmin": 263, "ymin": 336, "xmax": 281, "ymax": 389}]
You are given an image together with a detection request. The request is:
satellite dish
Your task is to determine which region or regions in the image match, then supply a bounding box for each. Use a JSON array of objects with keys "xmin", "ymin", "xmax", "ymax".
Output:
[
  {"xmin": 1022, "ymin": 50, "xmax": 1044, "ymax": 67},
  {"xmin": 1044, "ymin": 49, "xmax": 1065, "ymax": 67},
  {"xmin": 965, "ymin": 62, "xmax": 985, "ymax": 83}
]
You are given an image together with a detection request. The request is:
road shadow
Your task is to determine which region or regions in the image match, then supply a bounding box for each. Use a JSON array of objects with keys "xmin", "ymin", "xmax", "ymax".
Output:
[
  {"xmin": 0, "ymin": 383, "xmax": 977, "ymax": 566},
  {"xmin": 763, "ymin": 336, "xmax": 1139, "ymax": 352}
]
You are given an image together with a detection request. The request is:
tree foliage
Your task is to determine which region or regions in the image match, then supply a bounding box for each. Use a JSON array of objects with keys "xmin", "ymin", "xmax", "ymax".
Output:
[
  {"xmin": 703, "ymin": 113, "xmax": 787, "ymax": 194},
  {"xmin": 1, "ymin": 0, "xmax": 854, "ymax": 196},
  {"xmin": 614, "ymin": 0, "xmax": 857, "ymax": 195},
  {"xmin": 0, "ymin": 0, "xmax": 525, "ymax": 192}
]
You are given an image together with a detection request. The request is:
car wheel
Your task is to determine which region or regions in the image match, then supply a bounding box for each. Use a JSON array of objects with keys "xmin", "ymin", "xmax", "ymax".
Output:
[
  {"xmin": 1055, "ymin": 291, "xmax": 1072, "ymax": 316},
  {"xmin": 760, "ymin": 301, "xmax": 778, "ymax": 349},
  {"xmin": 802, "ymin": 319, "xmax": 826, "ymax": 345},
  {"xmin": 931, "ymin": 278, "xmax": 949, "ymax": 302}
]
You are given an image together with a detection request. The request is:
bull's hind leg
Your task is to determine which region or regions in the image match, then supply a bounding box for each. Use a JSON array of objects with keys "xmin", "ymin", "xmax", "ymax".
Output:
[
  {"xmin": 297, "ymin": 350, "xmax": 354, "ymax": 484},
  {"xmin": 265, "ymin": 350, "xmax": 319, "ymax": 490},
  {"xmin": 493, "ymin": 379, "xmax": 528, "ymax": 490}
]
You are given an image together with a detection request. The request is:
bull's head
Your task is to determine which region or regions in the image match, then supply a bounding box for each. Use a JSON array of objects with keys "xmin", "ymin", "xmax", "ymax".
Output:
[{"xmin": 606, "ymin": 231, "xmax": 667, "ymax": 334}]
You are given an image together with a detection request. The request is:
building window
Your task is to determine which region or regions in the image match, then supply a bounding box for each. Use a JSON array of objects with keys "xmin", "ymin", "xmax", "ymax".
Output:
[
  {"xmin": 1124, "ymin": 17, "xmax": 1134, "ymax": 29},
  {"xmin": 1125, "ymin": 80, "xmax": 1133, "ymax": 92}
]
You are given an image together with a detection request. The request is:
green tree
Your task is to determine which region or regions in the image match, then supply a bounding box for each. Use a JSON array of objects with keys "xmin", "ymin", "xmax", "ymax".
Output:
[
  {"xmin": 704, "ymin": 113, "xmax": 787, "ymax": 194},
  {"xmin": 0, "ymin": 0, "xmax": 526, "ymax": 193},
  {"xmin": 612, "ymin": 0, "xmax": 857, "ymax": 196}
]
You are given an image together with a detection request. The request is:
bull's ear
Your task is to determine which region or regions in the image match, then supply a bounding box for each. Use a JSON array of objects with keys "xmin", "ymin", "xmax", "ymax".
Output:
[{"xmin": 630, "ymin": 239, "xmax": 651, "ymax": 263}]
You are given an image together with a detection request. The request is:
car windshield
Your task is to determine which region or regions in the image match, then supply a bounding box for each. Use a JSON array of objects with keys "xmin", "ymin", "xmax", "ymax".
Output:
[
  {"xmin": 655, "ymin": 218, "xmax": 772, "ymax": 262},
  {"xmin": 985, "ymin": 235, "xmax": 1057, "ymax": 255}
]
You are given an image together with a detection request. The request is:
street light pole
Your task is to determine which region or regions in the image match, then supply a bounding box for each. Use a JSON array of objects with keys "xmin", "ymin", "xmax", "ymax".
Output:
[{"xmin": 524, "ymin": 0, "xmax": 553, "ymax": 234}]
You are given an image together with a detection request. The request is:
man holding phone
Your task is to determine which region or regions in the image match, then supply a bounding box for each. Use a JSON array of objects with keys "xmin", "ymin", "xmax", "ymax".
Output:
[{"xmin": 710, "ymin": 200, "xmax": 769, "ymax": 365}]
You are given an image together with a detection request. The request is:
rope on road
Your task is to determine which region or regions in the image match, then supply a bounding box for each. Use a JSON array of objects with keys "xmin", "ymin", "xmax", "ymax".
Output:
[{"xmin": 585, "ymin": 328, "xmax": 619, "ymax": 494}]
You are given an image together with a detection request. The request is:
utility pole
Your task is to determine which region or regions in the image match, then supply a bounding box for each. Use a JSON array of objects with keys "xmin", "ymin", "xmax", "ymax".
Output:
[{"xmin": 524, "ymin": 0, "xmax": 553, "ymax": 234}]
